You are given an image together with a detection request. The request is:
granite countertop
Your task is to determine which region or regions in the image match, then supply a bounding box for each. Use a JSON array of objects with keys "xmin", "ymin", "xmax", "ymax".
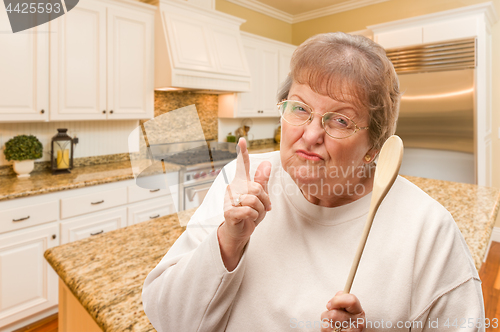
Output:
[
  {"xmin": 0, "ymin": 160, "xmax": 182, "ymax": 202},
  {"xmin": 44, "ymin": 175, "xmax": 500, "ymax": 332}
]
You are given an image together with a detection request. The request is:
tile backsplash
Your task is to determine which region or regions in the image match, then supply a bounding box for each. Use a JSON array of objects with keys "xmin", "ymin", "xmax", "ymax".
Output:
[{"xmin": 148, "ymin": 91, "xmax": 218, "ymax": 141}]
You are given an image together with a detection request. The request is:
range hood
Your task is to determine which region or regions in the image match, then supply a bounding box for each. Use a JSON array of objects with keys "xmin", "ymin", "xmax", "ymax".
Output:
[{"xmin": 154, "ymin": 0, "xmax": 251, "ymax": 93}]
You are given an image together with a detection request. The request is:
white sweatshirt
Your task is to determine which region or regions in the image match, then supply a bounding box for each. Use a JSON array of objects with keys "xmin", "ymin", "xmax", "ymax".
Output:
[{"xmin": 143, "ymin": 151, "xmax": 485, "ymax": 332}]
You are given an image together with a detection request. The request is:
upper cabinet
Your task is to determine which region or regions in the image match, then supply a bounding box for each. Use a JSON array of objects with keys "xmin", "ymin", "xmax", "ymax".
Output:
[
  {"xmin": 50, "ymin": 0, "xmax": 154, "ymax": 121},
  {"xmin": 0, "ymin": 0, "xmax": 155, "ymax": 123},
  {"xmin": 0, "ymin": 7, "xmax": 49, "ymax": 122},
  {"xmin": 370, "ymin": 4, "xmax": 494, "ymax": 49},
  {"xmin": 218, "ymin": 32, "xmax": 296, "ymax": 118}
]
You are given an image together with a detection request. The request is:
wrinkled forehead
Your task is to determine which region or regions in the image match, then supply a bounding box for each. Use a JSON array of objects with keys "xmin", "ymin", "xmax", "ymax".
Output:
[{"xmin": 291, "ymin": 66, "xmax": 369, "ymax": 112}]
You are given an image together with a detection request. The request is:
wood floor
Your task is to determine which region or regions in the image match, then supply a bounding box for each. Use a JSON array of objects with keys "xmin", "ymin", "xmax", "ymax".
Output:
[{"xmin": 15, "ymin": 242, "xmax": 500, "ymax": 332}]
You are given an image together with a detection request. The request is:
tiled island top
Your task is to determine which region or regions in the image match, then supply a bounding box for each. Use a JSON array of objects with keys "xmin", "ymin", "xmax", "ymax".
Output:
[{"xmin": 44, "ymin": 176, "xmax": 500, "ymax": 332}]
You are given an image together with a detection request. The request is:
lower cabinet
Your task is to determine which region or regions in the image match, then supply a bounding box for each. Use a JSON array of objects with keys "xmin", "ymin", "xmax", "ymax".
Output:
[
  {"xmin": 60, "ymin": 208, "xmax": 128, "ymax": 245},
  {"xmin": 0, "ymin": 174, "xmax": 180, "ymax": 330},
  {"xmin": 0, "ymin": 223, "xmax": 59, "ymax": 328},
  {"xmin": 127, "ymin": 195, "xmax": 176, "ymax": 226}
]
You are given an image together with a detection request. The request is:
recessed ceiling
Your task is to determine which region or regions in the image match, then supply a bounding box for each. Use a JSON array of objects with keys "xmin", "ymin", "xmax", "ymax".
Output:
[{"xmin": 226, "ymin": 0, "xmax": 389, "ymax": 23}]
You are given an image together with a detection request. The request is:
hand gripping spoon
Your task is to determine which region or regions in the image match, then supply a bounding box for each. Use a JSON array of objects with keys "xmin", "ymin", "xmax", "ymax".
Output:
[{"xmin": 343, "ymin": 135, "xmax": 404, "ymax": 293}]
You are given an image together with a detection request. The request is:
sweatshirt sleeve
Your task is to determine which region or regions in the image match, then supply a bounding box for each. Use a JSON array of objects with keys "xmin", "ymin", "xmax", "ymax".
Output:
[
  {"xmin": 411, "ymin": 277, "xmax": 485, "ymax": 332},
  {"xmin": 142, "ymin": 160, "xmax": 248, "ymax": 332}
]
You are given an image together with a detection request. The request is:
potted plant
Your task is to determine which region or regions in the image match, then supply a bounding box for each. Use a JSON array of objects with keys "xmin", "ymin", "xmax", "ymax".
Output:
[{"xmin": 3, "ymin": 135, "xmax": 43, "ymax": 178}]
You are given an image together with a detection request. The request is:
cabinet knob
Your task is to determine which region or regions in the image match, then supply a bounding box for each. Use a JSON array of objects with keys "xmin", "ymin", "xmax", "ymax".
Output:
[
  {"xmin": 13, "ymin": 216, "xmax": 30, "ymax": 222},
  {"xmin": 110, "ymin": 110, "xmax": 114, "ymax": 114},
  {"xmin": 102, "ymin": 110, "xmax": 106, "ymax": 114},
  {"xmin": 40, "ymin": 109, "xmax": 45, "ymax": 114},
  {"xmin": 150, "ymin": 214, "xmax": 160, "ymax": 219},
  {"xmin": 91, "ymin": 200, "xmax": 104, "ymax": 205},
  {"xmin": 52, "ymin": 234, "xmax": 57, "ymax": 240},
  {"xmin": 91, "ymin": 230, "xmax": 104, "ymax": 236}
]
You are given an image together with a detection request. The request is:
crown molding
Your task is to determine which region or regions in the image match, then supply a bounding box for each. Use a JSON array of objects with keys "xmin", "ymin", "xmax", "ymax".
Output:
[
  {"xmin": 226, "ymin": 0, "xmax": 293, "ymax": 23},
  {"xmin": 292, "ymin": 0, "xmax": 389, "ymax": 23},
  {"xmin": 368, "ymin": 1, "xmax": 498, "ymax": 33},
  {"xmin": 226, "ymin": 0, "xmax": 389, "ymax": 24}
]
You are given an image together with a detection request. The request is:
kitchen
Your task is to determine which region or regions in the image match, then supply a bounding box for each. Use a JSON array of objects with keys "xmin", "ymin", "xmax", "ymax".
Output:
[{"xmin": 1, "ymin": 0, "xmax": 500, "ymax": 331}]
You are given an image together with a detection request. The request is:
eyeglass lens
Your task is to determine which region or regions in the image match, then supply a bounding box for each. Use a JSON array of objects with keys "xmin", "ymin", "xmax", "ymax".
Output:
[{"xmin": 279, "ymin": 100, "xmax": 356, "ymax": 138}]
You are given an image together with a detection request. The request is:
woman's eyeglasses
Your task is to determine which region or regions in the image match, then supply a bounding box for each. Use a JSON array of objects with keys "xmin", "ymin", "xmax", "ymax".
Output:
[{"xmin": 277, "ymin": 100, "xmax": 369, "ymax": 139}]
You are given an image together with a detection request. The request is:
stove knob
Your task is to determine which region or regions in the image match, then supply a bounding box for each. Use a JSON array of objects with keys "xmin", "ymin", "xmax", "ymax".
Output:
[
  {"xmin": 200, "ymin": 171, "xmax": 207, "ymax": 178},
  {"xmin": 193, "ymin": 173, "xmax": 200, "ymax": 179},
  {"xmin": 186, "ymin": 175, "xmax": 191, "ymax": 181}
]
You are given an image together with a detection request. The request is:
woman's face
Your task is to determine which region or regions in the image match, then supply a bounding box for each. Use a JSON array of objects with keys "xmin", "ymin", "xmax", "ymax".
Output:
[{"xmin": 280, "ymin": 82, "xmax": 375, "ymax": 206}]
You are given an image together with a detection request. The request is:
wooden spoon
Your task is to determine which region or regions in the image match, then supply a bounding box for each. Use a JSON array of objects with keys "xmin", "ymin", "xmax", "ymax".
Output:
[{"xmin": 343, "ymin": 135, "xmax": 404, "ymax": 293}]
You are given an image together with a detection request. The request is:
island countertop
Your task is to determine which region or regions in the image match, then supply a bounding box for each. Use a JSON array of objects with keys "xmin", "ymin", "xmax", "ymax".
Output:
[{"xmin": 44, "ymin": 176, "xmax": 500, "ymax": 332}]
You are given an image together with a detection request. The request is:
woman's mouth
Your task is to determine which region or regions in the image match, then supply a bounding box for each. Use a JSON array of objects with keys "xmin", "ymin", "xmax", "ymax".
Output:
[{"xmin": 296, "ymin": 150, "xmax": 323, "ymax": 161}]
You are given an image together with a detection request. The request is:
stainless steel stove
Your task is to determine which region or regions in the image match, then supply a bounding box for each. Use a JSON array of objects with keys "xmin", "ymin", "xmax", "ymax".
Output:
[{"xmin": 149, "ymin": 141, "xmax": 237, "ymax": 211}]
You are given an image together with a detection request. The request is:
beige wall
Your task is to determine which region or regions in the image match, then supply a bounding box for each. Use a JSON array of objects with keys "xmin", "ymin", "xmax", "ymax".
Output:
[{"xmin": 215, "ymin": 0, "xmax": 292, "ymax": 43}]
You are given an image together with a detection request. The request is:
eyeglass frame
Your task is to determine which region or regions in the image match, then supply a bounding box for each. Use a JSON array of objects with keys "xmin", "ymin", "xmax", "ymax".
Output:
[{"xmin": 277, "ymin": 100, "xmax": 369, "ymax": 139}]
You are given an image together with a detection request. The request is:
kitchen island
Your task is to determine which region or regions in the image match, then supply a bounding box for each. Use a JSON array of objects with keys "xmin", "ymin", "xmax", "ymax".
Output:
[{"xmin": 44, "ymin": 176, "xmax": 500, "ymax": 332}]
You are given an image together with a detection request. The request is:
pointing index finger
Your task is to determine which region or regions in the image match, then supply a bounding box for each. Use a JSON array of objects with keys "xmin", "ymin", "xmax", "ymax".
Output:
[{"xmin": 235, "ymin": 137, "xmax": 251, "ymax": 182}]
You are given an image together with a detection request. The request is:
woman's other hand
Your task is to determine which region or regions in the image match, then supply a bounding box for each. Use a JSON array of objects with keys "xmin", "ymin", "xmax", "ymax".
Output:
[
  {"xmin": 217, "ymin": 138, "xmax": 272, "ymax": 271},
  {"xmin": 321, "ymin": 291, "xmax": 366, "ymax": 332}
]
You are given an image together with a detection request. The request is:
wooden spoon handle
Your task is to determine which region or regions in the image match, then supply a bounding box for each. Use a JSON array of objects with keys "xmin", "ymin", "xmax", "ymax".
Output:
[{"xmin": 343, "ymin": 135, "xmax": 404, "ymax": 294}]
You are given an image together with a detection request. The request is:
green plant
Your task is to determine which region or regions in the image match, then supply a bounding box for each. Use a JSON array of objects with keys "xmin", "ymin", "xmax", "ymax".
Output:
[{"xmin": 3, "ymin": 135, "xmax": 43, "ymax": 161}]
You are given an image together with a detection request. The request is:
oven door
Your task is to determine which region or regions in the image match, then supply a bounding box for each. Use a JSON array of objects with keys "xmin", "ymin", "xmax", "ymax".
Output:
[{"xmin": 183, "ymin": 181, "xmax": 213, "ymax": 210}]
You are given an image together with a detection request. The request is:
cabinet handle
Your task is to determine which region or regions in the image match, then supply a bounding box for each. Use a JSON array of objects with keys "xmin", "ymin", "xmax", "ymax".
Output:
[
  {"xmin": 150, "ymin": 214, "xmax": 160, "ymax": 219},
  {"xmin": 150, "ymin": 189, "xmax": 160, "ymax": 192},
  {"xmin": 110, "ymin": 110, "xmax": 114, "ymax": 114},
  {"xmin": 91, "ymin": 200, "xmax": 104, "ymax": 205},
  {"xmin": 102, "ymin": 110, "xmax": 106, "ymax": 114},
  {"xmin": 91, "ymin": 230, "xmax": 104, "ymax": 236},
  {"xmin": 13, "ymin": 216, "xmax": 30, "ymax": 222},
  {"xmin": 40, "ymin": 109, "xmax": 45, "ymax": 114},
  {"xmin": 52, "ymin": 234, "xmax": 57, "ymax": 240}
]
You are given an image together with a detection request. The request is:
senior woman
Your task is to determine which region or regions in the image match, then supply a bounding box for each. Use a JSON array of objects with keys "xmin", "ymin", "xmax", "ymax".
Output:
[{"xmin": 143, "ymin": 32, "xmax": 484, "ymax": 332}]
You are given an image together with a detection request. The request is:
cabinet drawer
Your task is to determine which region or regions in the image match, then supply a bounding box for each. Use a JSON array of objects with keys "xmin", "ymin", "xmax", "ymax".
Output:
[
  {"xmin": 0, "ymin": 200, "xmax": 58, "ymax": 234},
  {"xmin": 60, "ymin": 208, "xmax": 127, "ymax": 244},
  {"xmin": 128, "ymin": 185, "xmax": 169, "ymax": 203},
  {"xmin": 61, "ymin": 187, "xmax": 127, "ymax": 219},
  {"xmin": 128, "ymin": 196, "xmax": 176, "ymax": 226}
]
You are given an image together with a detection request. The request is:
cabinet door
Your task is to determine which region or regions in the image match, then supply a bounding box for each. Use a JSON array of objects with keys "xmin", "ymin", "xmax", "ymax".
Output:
[
  {"xmin": 128, "ymin": 196, "xmax": 176, "ymax": 226},
  {"xmin": 50, "ymin": 0, "xmax": 107, "ymax": 120},
  {"xmin": 60, "ymin": 208, "xmax": 127, "ymax": 244},
  {"xmin": 278, "ymin": 46, "xmax": 295, "ymax": 87},
  {"xmin": 237, "ymin": 43, "xmax": 260, "ymax": 116},
  {"xmin": 0, "ymin": 6, "xmax": 48, "ymax": 122},
  {"xmin": 375, "ymin": 26, "xmax": 423, "ymax": 49},
  {"xmin": 107, "ymin": 6, "xmax": 153, "ymax": 120},
  {"xmin": 0, "ymin": 224, "xmax": 59, "ymax": 327},
  {"xmin": 260, "ymin": 47, "xmax": 279, "ymax": 116}
]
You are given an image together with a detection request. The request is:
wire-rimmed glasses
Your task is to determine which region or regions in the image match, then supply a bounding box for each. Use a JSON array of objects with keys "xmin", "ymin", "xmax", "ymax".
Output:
[{"xmin": 277, "ymin": 100, "xmax": 369, "ymax": 139}]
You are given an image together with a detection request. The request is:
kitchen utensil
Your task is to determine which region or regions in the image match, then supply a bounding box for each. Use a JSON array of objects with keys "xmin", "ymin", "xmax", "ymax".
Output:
[{"xmin": 343, "ymin": 135, "xmax": 404, "ymax": 293}]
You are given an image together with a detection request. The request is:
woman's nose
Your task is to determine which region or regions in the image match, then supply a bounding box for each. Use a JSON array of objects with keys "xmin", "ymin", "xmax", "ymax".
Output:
[{"xmin": 302, "ymin": 113, "xmax": 324, "ymax": 145}]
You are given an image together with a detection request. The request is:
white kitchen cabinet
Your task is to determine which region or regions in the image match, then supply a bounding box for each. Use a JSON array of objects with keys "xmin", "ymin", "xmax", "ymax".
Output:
[
  {"xmin": 218, "ymin": 33, "xmax": 296, "ymax": 118},
  {"xmin": 0, "ymin": 172, "xmax": 180, "ymax": 329},
  {"xmin": 0, "ymin": 223, "xmax": 59, "ymax": 328},
  {"xmin": 374, "ymin": 26, "xmax": 422, "ymax": 49},
  {"xmin": 184, "ymin": 0, "xmax": 214, "ymax": 10},
  {"xmin": 50, "ymin": 0, "xmax": 154, "ymax": 121},
  {"xmin": 0, "ymin": 5, "xmax": 49, "ymax": 122},
  {"xmin": 127, "ymin": 195, "xmax": 176, "ymax": 226},
  {"xmin": 60, "ymin": 207, "xmax": 127, "ymax": 244}
]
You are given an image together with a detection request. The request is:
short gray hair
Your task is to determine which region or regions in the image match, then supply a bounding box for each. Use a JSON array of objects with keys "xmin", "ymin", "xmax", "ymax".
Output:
[{"xmin": 278, "ymin": 32, "xmax": 400, "ymax": 151}]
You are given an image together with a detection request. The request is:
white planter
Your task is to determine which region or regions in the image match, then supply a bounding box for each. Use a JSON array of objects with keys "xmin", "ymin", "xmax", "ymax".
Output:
[{"xmin": 13, "ymin": 160, "xmax": 35, "ymax": 178}]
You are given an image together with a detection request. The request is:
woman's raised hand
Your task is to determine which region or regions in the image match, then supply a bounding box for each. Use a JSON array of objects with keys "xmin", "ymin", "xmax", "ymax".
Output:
[
  {"xmin": 217, "ymin": 138, "xmax": 272, "ymax": 271},
  {"xmin": 321, "ymin": 291, "xmax": 366, "ymax": 332}
]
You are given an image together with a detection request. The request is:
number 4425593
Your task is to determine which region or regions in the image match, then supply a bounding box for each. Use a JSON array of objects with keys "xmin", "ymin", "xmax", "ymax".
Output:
[
  {"xmin": 443, "ymin": 318, "xmax": 498, "ymax": 329},
  {"xmin": 5, "ymin": 2, "xmax": 61, "ymax": 14}
]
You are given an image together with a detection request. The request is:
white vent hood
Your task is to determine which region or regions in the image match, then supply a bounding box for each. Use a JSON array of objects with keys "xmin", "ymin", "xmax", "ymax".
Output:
[{"xmin": 154, "ymin": 0, "xmax": 251, "ymax": 92}]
